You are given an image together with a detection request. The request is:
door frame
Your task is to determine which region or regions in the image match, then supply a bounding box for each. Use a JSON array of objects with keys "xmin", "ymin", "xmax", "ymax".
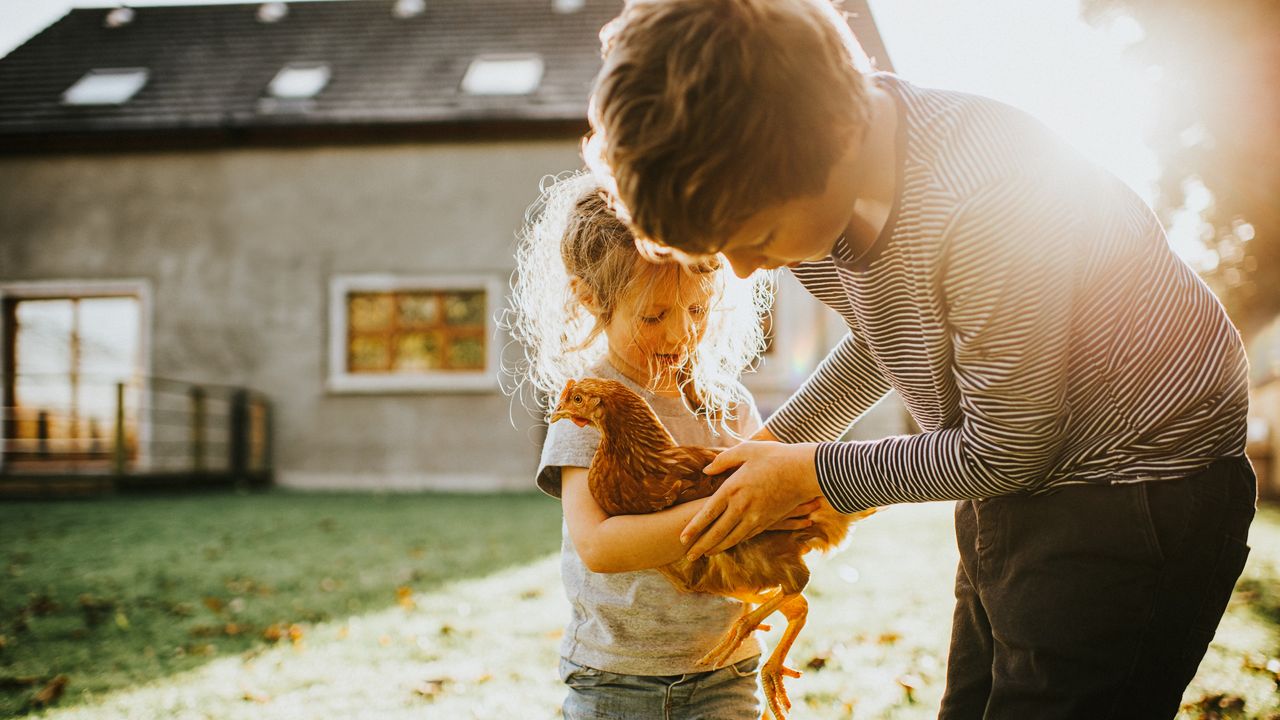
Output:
[{"xmin": 0, "ymin": 279, "xmax": 153, "ymax": 472}]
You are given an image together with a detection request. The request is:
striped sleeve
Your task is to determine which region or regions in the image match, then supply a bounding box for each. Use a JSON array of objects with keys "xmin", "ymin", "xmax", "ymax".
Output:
[
  {"xmin": 765, "ymin": 331, "xmax": 893, "ymax": 443},
  {"xmin": 815, "ymin": 177, "xmax": 1080, "ymax": 512}
]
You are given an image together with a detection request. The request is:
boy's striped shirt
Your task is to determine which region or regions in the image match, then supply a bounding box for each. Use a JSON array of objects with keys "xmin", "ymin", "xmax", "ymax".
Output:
[{"xmin": 764, "ymin": 74, "xmax": 1249, "ymax": 513}]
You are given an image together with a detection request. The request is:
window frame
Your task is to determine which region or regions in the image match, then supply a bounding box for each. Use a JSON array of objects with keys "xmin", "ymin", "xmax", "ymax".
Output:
[
  {"xmin": 327, "ymin": 274, "xmax": 502, "ymax": 394},
  {"xmin": 62, "ymin": 68, "xmax": 149, "ymax": 106},
  {"xmin": 0, "ymin": 279, "xmax": 153, "ymax": 471},
  {"xmin": 460, "ymin": 54, "xmax": 545, "ymax": 96}
]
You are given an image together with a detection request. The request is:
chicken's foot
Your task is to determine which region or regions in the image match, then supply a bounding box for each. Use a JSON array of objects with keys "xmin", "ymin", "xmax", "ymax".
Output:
[
  {"xmin": 760, "ymin": 593, "xmax": 808, "ymax": 720},
  {"xmin": 697, "ymin": 588, "xmax": 788, "ymax": 669}
]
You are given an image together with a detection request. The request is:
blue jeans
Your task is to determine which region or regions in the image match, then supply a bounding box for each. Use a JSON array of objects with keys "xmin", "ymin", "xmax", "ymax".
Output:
[{"xmin": 559, "ymin": 655, "xmax": 761, "ymax": 720}]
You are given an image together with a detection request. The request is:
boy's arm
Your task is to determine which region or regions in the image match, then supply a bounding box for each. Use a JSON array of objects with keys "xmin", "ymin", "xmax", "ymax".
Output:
[
  {"xmin": 764, "ymin": 331, "xmax": 893, "ymax": 443},
  {"xmin": 813, "ymin": 177, "xmax": 1079, "ymax": 512},
  {"xmin": 562, "ymin": 466, "xmax": 819, "ymax": 573},
  {"xmin": 683, "ymin": 178, "xmax": 1081, "ymax": 557}
]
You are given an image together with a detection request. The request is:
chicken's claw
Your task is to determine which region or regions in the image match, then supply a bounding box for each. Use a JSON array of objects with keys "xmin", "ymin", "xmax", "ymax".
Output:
[
  {"xmin": 760, "ymin": 662, "xmax": 802, "ymax": 719},
  {"xmin": 696, "ymin": 615, "xmax": 757, "ymax": 668}
]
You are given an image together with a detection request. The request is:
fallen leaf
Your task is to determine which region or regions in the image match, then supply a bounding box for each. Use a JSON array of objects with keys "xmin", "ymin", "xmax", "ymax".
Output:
[
  {"xmin": 189, "ymin": 625, "xmax": 220, "ymax": 638},
  {"xmin": 263, "ymin": 624, "xmax": 284, "ymax": 643},
  {"xmin": 78, "ymin": 594, "xmax": 114, "ymax": 628},
  {"xmin": 1183, "ymin": 692, "xmax": 1247, "ymax": 719},
  {"xmin": 805, "ymin": 654, "xmax": 829, "ymax": 671},
  {"xmin": 288, "ymin": 624, "xmax": 304, "ymax": 646},
  {"xmin": 877, "ymin": 631, "xmax": 901, "ymax": 645},
  {"xmin": 27, "ymin": 595, "xmax": 59, "ymax": 617},
  {"xmin": 224, "ymin": 623, "xmax": 248, "ymax": 636},
  {"xmin": 203, "ymin": 597, "xmax": 225, "ymax": 614},
  {"xmin": 0, "ymin": 676, "xmax": 41, "ymax": 690},
  {"xmin": 168, "ymin": 602, "xmax": 195, "ymax": 617},
  {"xmin": 396, "ymin": 586, "xmax": 416, "ymax": 611},
  {"xmin": 31, "ymin": 675, "xmax": 68, "ymax": 707},
  {"xmin": 413, "ymin": 679, "xmax": 447, "ymax": 699},
  {"xmin": 519, "ymin": 589, "xmax": 542, "ymax": 600},
  {"xmin": 241, "ymin": 687, "xmax": 271, "ymax": 703},
  {"xmin": 896, "ymin": 674, "xmax": 923, "ymax": 704}
]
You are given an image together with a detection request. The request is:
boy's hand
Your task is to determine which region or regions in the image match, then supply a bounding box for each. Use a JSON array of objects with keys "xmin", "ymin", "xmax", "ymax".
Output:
[
  {"xmin": 682, "ymin": 441, "xmax": 823, "ymax": 560},
  {"xmin": 767, "ymin": 497, "xmax": 823, "ymax": 531},
  {"xmin": 750, "ymin": 426, "xmax": 781, "ymax": 443}
]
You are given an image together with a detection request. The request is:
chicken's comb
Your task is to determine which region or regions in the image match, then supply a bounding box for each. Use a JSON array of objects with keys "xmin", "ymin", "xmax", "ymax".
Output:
[{"xmin": 557, "ymin": 379, "xmax": 576, "ymax": 405}]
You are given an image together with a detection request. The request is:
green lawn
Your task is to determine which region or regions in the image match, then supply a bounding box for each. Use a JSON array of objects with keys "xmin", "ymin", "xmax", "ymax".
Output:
[
  {"xmin": 0, "ymin": 490, "xmax": 562, "ymax": 718},
  {"xmin": 1, "ymin": 491, "xmax": 1277, "ymax": 719}
]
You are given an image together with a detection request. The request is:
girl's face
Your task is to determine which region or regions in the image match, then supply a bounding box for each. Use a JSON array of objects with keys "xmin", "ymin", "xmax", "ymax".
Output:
[{"xmin": 604, "ymin": 266, "xmax": 716, "ymax": 392}]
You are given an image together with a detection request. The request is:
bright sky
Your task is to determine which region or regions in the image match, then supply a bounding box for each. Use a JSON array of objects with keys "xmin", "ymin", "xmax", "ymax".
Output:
[{"xmin": 0, "ymin": 0, "xmax": 1204, "ymax": 264}]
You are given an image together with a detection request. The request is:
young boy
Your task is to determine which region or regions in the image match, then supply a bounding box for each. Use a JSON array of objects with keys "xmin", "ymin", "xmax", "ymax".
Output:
[{"xmin": 584, "ymin": 0, "xmax": 1257, "ymax": 717}]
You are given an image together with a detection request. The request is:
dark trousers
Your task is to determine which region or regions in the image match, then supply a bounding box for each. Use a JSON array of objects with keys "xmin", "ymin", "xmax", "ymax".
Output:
[{"xmin": 938, "ymin": 458, "xmax": 1257, "ymax": 720}]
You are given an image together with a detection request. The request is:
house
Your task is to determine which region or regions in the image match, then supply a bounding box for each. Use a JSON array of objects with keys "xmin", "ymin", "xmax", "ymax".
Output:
[{"xmin": 0, "ymin": 0, "xmax": 905, "ymax": 491}]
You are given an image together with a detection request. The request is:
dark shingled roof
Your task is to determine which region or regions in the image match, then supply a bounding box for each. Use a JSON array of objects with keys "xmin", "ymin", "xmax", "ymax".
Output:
[{"xmin": 0, "ymin": 0, "xmax": 892, "ymax": 150}]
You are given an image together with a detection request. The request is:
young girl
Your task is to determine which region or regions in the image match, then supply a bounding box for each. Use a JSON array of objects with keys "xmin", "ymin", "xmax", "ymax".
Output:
[{"xmin": 507, "ymin": 172, "xmax": 805, "ymax": 719}]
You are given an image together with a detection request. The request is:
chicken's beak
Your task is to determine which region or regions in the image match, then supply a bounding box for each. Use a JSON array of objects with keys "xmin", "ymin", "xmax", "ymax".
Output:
[{"xmin": 549, "ymin": 407, "xmax": 591, "ymax": 428}]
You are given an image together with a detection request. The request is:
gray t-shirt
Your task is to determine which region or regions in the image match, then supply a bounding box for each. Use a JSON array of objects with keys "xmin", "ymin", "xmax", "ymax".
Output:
[{"xmin": 536, "ymin": 360, "xmax": 764, "ymax": 675}]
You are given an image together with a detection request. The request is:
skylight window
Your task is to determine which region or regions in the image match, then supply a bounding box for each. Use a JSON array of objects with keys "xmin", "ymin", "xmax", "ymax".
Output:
[
  {"xmin": 104, "ymin": 7, "xmax": 135, "ymax": 28},
  {"xmin": 267, "ymin": 64, "xmax": 331, "ymax": 99},
  {"xmin": 257, "ymin": 2, "xmax": 288, "ymax": 23},
  {"xmin": 393, "ymin": 0, "xmax": 425, "ymax": 18},
  {"xmin": 460, "ymin": 55, "xmax": 544, "ymax": 96},
  {"xmin": 62, "ymin": 68, "xmax": 148, "ymax": 106}
]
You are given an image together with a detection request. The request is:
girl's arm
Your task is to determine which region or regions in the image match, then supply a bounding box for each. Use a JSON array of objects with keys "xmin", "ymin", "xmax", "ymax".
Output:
[
  {"xmin": 562, "ymin": 466, "xmax": 705, "ymax": 573},
  {"xmin": 561, "ymin": 466, "xmax": 819, "ymax": 574}
]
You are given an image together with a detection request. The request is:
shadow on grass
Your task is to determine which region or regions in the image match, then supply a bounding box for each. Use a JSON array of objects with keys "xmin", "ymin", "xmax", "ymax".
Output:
[{"xmin": 0, "ymin": 489, "xmax": 562, "ymax": 716}]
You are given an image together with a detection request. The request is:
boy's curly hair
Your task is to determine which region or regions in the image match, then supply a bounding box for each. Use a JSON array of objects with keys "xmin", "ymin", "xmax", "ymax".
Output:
[{"xmin": 585, "ymin": 0, "xmax": 873, "ymax": 258}]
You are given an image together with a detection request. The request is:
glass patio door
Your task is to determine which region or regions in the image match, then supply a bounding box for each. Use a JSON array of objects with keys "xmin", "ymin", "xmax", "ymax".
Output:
[{"xmin": 3, "ymin": 295, "xmax": 141, "ymax": 469}]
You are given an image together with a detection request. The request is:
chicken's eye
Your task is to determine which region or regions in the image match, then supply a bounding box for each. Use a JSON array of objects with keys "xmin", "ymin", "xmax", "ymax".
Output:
[{"xmin": 572, "ymin": 394, "xmax": 583, "ymax": 404}]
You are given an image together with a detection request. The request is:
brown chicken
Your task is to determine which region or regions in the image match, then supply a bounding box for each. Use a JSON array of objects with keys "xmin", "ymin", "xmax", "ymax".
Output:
[{"xmin": 550, "ymin": 377, "xmax": 874, "ymax": 720}]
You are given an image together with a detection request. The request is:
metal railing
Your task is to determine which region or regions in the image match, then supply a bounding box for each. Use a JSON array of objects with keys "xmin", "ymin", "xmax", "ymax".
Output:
[{"xmin": 1, "ymin": 373, "xmax": 272, "ymax": 495}]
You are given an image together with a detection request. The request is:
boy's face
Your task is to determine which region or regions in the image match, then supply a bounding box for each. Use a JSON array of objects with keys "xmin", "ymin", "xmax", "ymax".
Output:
[{"xmin": 713, "ymin": 148, "xmax": 862, "ymax": 278}]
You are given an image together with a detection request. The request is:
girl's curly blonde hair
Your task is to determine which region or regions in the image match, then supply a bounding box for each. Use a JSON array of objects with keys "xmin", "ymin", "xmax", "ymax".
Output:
[{"xmin": 503, "ymin": 171, "xmax": 773, "ymax": 433}]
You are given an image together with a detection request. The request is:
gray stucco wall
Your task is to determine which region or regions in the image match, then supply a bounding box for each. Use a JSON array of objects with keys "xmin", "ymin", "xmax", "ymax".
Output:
[
  {"xmin": 0, "ymin": 139, "xmax": 582, "ymax": 490},
  {"xmin": 0, "ymin": 138, "xmax": 908, "ymax": 490}
]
